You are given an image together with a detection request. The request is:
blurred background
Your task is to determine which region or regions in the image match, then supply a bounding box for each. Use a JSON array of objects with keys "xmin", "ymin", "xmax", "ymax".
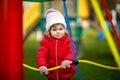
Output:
[{"xmin": 23, "ymin": 0, "xmax": 120, "ymax": 80}]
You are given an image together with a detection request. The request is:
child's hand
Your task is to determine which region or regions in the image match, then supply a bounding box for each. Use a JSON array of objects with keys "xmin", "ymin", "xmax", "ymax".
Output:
[
  {"xmin": 61, "ymin": 60, "xmax": 70, "ymax": 69},
  {"xmin": 39, "ymin": 66, "xmax": 49, "ymax": 74}
]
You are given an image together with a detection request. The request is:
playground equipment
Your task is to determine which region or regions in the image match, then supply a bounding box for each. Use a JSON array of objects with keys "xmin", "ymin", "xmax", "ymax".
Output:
[
  {"xmin": 78, "ymin": 0, "xmax": 89, "ymax": 19},
  {"xmin": 62, "ymin": 0, "xmax": 81, "ymax": 79},
  {"xmin": 0, "ymin": 0, "xmax": 120, "ymax": 80},
  {"xmin": 24, "ymin": 0, "xmax": 120, "ymax": 65},
  {"xmin": 91, "ymin": 0, "xmax": 120, "ymax": 69},
  {"xmin": 101, "ymin": 0, "xmax": 120, "ymax": 47},
  {"xmin": 23, "ymin": 60, "xmax": 120, "ymax": 71},
  {"xmin": 0, "ymin": 0, "xmax": 23, "ymax": 80},
  {"xmin": 23, "ymin": 0, "xmax": 120, "ymax": 77},
  {"xmin": 23, "ymin": 2, "xmax": 40, "ymax": 39}
]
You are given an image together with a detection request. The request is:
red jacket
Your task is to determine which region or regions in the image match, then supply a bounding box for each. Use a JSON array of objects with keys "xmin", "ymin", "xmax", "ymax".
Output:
[{"xmin": 36, "ymin": 34, "xmax": 76, "ymax": 80}]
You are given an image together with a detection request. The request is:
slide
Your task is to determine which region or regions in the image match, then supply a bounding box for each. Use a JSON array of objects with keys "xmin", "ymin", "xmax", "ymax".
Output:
[{"xmin": 23, "ymin": 2, "xmax": 40, "ymax": 39}]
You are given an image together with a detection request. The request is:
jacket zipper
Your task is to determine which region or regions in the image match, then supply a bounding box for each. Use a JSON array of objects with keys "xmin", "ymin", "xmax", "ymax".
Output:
[{"xmin": 56, "ymin": 40, "xmax": 58, "ymax": 80}]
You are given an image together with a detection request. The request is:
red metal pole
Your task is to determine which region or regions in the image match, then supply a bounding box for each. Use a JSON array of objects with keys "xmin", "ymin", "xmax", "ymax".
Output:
[{"xmin": 0, "ymin": 0, "xmax": 23, "ymax": 80}]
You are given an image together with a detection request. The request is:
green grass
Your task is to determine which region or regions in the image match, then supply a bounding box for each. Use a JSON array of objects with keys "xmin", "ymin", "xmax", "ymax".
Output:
[{"xmin": 24, "ymin": 30, "xmax": 120, "ymax": 80}]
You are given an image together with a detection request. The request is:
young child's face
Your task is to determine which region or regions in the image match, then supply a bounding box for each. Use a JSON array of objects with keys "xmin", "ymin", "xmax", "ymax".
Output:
[{"xmin": 50, "ymin": 24, "xmax": 66, "ymax": 39}]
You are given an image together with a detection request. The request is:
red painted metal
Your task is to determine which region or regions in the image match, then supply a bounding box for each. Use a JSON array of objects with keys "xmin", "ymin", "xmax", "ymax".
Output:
[
  {"xmin": 101, "ymin": 0, "xmax": 120, "ymax": 47},
  {"xmin": 0, "ymin": 0, "xmax": 23, "ymax": 80}
]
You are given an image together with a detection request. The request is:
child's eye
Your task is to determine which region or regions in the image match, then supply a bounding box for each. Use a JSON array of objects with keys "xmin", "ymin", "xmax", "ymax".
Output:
[
  {"xmin": 59, "ymin": 28, "xmax": 63, "ymax": 30},
  {"xmin": 52, "ymin": 29, "xmax": 56, "ymax": 31}
]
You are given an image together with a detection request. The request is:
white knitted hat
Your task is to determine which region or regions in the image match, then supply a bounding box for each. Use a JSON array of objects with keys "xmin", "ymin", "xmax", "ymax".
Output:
[{"xmin": 44, "ymin": 9, "xmax": 66, "ymax": 31}]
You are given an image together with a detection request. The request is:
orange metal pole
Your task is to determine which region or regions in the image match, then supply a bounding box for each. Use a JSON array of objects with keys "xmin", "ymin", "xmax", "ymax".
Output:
[{"xmin": 0, "ymin": 0, "xmax": 23, "ymax": 80}]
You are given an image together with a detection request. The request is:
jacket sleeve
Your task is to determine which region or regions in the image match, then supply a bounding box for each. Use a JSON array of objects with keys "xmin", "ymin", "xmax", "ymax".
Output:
[
  {"xmin": 36, "ymin": 39, "xmax": 49, "ymax": 68},
  {"xmin": 64, "ymin": 39, "xmax": 76, "ymax": 61}
]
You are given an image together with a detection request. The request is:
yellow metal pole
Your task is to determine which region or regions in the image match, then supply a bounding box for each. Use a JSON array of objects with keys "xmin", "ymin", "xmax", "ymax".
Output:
[
  {"xmin": 90, "ymin": 0, "xmax": 120, "ymax": 69},
  {"xmin": 78, "ymin": 0, "xmax": 89, "ymax": 19}
]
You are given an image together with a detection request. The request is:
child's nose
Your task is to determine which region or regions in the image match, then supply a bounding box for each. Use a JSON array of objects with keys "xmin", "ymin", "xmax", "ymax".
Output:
[{"xmin": 56, "ymin": 30, "xmax": 60, "ymax": 33}]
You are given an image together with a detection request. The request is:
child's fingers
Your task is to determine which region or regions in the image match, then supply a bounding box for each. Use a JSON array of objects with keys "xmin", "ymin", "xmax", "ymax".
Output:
[
  {"xmin": 40, "ymin": 69, "xmax": 49, "ymax": 74},
  {"xmin": 39, "ymin": 66, "xmax": 49, "ymax": 74},
  {"xmin": 45, "ymin": 70, "xmax": 49, "ymax": 74},
  {"xmin": 62, "ymin": 65, "xmax": 66, "ymax": 69},
  {"xmin": 67, "ymin": 64, "xmax": 70, "ymax": 68},
  {"xmin": 61, "ymin": 60, "xmax": 70, "ymax": 69}
]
